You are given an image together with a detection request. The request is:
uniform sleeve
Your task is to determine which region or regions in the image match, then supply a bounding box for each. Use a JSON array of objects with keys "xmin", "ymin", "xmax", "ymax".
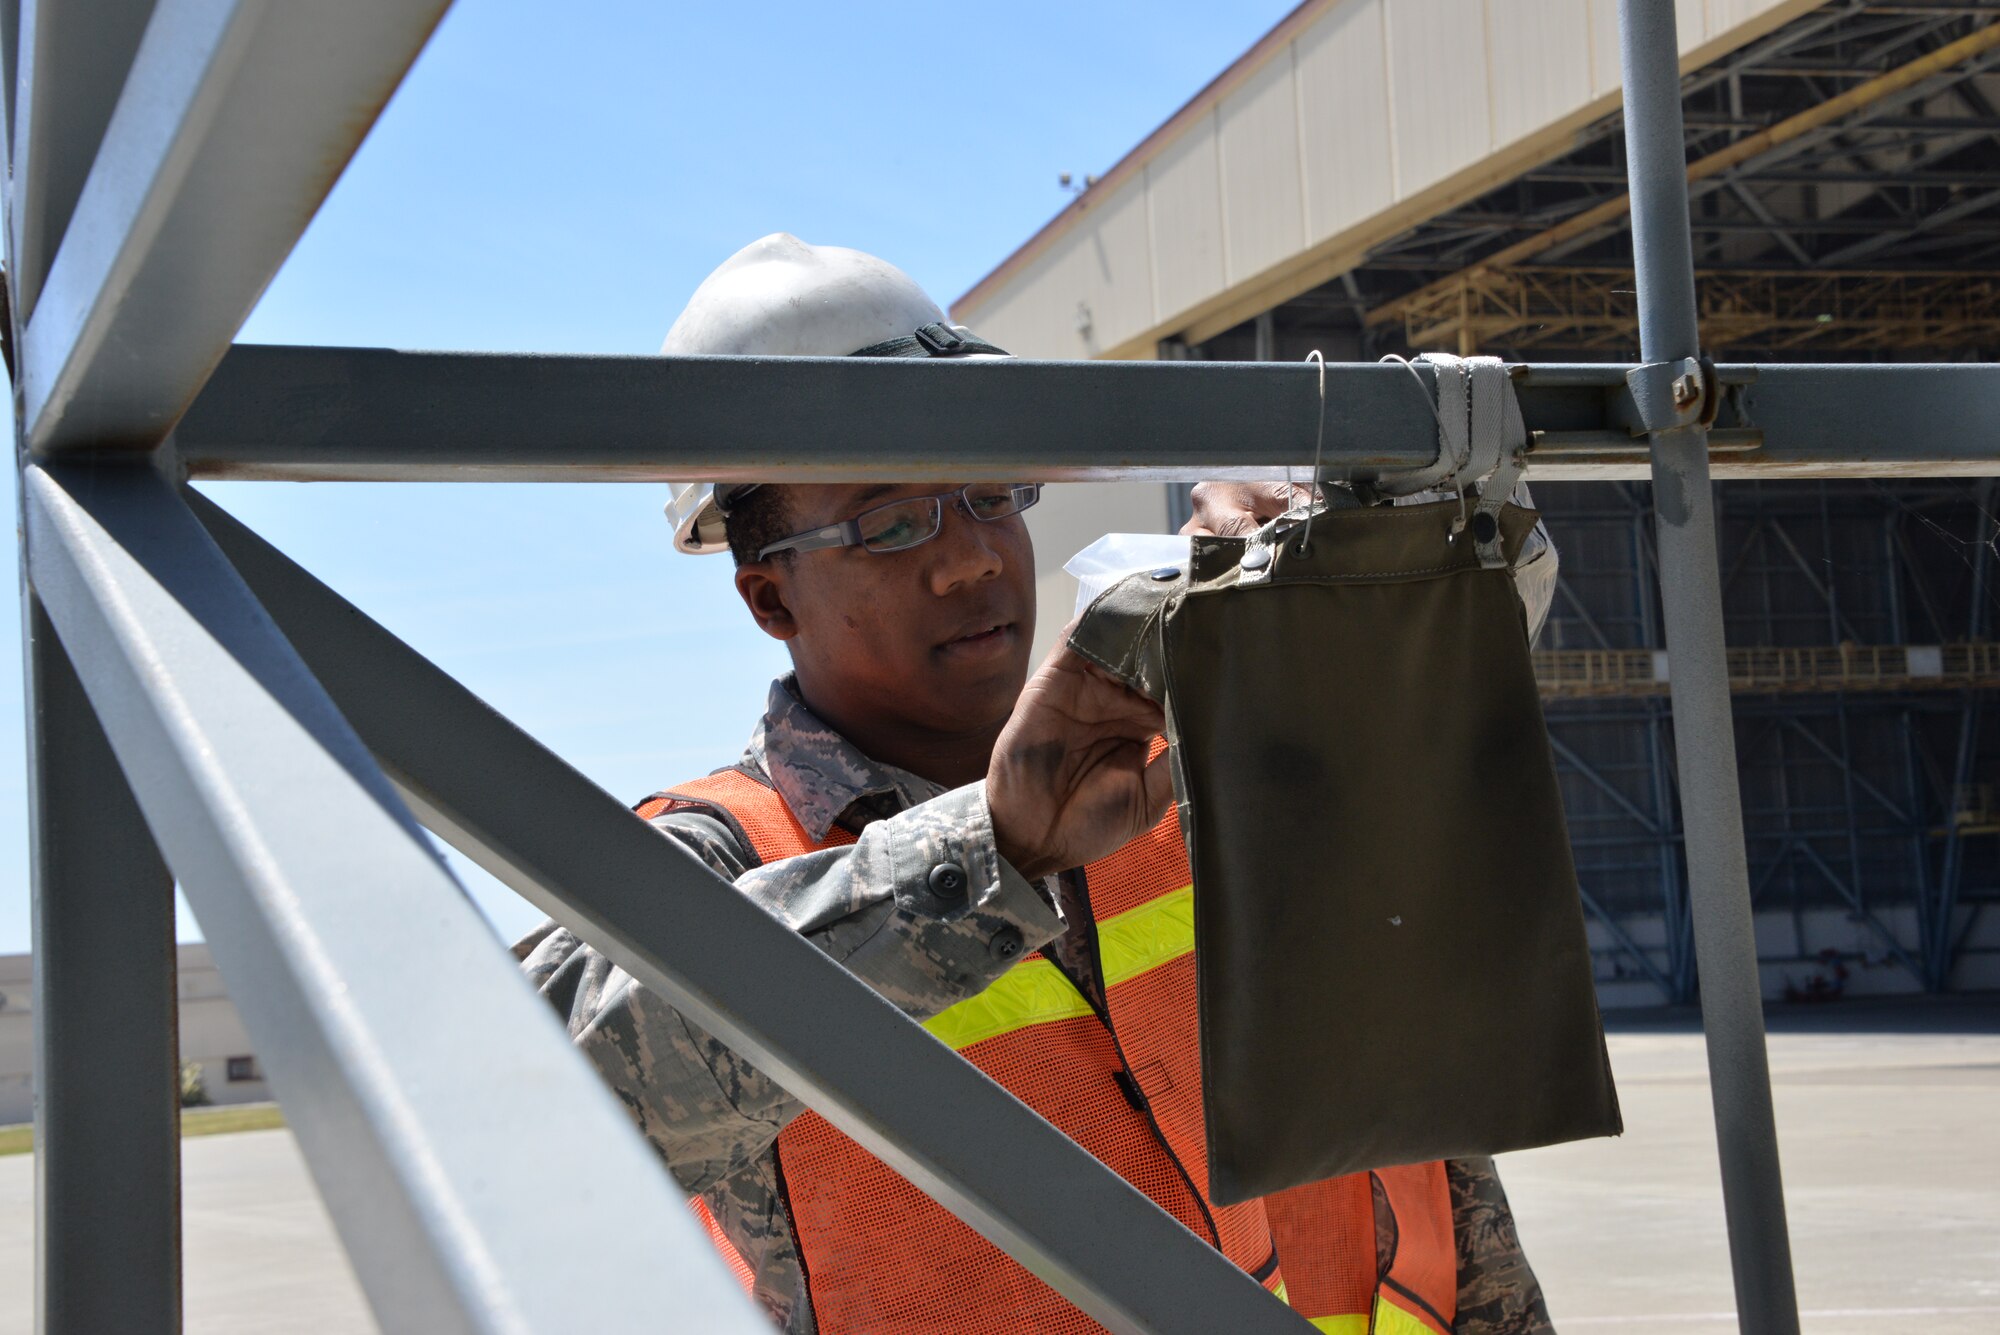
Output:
[
  {"xmin": 1447, "ymin": 1157, "xmax": 1554, "ymax": 1335},
  {"xmin": 515, "ymin": 782, "xmax": 1064, "ymax": 1194}
]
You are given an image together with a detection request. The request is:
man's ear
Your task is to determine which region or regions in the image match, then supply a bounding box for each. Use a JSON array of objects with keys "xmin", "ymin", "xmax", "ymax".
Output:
[{"xmin": 735, "ymin": 562, "xmax": 801, "ymax": 641}]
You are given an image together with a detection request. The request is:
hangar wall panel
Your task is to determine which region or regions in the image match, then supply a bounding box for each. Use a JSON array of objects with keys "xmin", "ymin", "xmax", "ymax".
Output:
[
  {"xmin": 1296, "ymin": 0, "xmax": 1395, "ymax": 246},
  {"xmin": 1146, "ymin": 117, "xmax": 1228, "ymax": 330},
  {"xmin": 1081, "ymin": 182, "xmax": 1160, "ymax": 356},
  {"xmin": 1706, "ymin": 0, "xmax": 1769, "ymax": 34},
  {"xmin": 1489, "ymin": 0, "xmax": 1598, "ymax": 148},
  {"xmin": 1384, "ymin": 0, "xmax": 1495, "ymax": 195},
  {"xmin": 1217, "ymin": 47, "xmax": 1307, "ymax": 288},
  {"xmin": 988, "ymin": 179, "xmax": 1161, "ymax": 361}
]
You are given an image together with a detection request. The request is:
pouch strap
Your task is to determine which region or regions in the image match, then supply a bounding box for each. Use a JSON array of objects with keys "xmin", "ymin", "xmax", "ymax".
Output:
[
  {"xmin": 1469, "ymin": 360, "xmax": 1530, "ymax": 570},
  {"xmin": 1372, "ymin": 353, "xmax": 1529, "ymax": 569}
]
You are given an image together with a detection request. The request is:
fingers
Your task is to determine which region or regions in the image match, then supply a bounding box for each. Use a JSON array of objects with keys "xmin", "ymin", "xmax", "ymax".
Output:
[
  {"xmin": 1057, "ymin": 652, "xmax": 1166, "ymax": 730},
  {"xmin": 1185, "ymin": 481, "xmax": 1317, "ymax": 539},
  {"xmin": 1141, "ymin": 746, "xmax": 1176, "ymax": 827}
]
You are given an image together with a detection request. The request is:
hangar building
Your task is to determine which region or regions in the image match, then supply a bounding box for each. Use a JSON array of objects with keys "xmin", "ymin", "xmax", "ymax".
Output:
[{"xmin": 954, "ymin": 0, "xmax": 2000, "ymax": 1006}]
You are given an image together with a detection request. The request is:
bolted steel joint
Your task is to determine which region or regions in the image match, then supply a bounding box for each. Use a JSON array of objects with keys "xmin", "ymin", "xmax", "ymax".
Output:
[{"xmin": 1614, "ymin": 355, "xmax": 1709, "ymax": 437}]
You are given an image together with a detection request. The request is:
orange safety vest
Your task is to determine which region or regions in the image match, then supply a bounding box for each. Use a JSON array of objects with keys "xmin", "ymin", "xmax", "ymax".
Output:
[{"xmin": 640, "ymin": 766, "xmax": 1458, "ymax": 1335}]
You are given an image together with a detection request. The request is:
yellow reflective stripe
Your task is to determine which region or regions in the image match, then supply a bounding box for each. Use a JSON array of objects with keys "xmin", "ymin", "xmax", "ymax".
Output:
[
  {"xmin": 1099, "ymin": 883, "xmax": 1194, "ymax": 986},
  {"xmin": 1373, "ymin": 1297, "xmax": 1444, "ymax": 1335},
  {"xmin": 921, "ymin": 884, "xmax": 1195, "ymax": 1051},
  {"xmin": 1299, "ymin": 1299, "xmax": 1440, "ymax": 1335},
  {"xmin": 922, "ymin": 959, "xmax": 1092, "ymax": 1050},
  {"xmin": 1271, "ymin": 1280, "xmax": 1287, "ymax": 1304},
  {"xmin": 1304, "ymin": 1319, "xmax": 1366, "ymax": 1335}
]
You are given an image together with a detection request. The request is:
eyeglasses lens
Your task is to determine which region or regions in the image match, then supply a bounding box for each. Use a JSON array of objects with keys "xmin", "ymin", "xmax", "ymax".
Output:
[
  {"xmin": 858, "ymin": 497, "xmax": 944, "ymax": 552},
  {"xmin": 963, "ymin": 483, "xmax": 1041, "ymax": 520},
  {"xmin": 855, "ymin": 485, "xmax": 1043, "ymax": 553}
]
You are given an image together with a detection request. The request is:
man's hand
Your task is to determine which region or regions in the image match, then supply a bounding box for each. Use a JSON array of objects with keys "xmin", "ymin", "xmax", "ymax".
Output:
[
  {"xmin": 987, "ymin": 639, "xmax": 1173, "ymax": 880},
  {"xmin": 1181, "ymin": 481, "xmax": 1317, "ymax": 537}
]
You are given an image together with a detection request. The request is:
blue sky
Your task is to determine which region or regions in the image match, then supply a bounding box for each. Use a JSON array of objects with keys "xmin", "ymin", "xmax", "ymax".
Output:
[{"xmin": 0, "ymin": 0, "xmax": 1302, "ymax": 953}]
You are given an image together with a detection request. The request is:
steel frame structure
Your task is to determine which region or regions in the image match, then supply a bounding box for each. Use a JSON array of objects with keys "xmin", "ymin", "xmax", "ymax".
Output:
[
  {"xmin": 1535, "ymin": 480, "xmax": 1998, "ymax": 1004},
  {"xmin": 7, "ymin": 4, "xmax": 1993, "ymax": 1334}
]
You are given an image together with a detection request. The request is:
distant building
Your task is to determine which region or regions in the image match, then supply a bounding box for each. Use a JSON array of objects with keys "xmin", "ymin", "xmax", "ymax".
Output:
[{"xmin": 0, "ymin": 944, "xmax": 269, "ymax": 1126}]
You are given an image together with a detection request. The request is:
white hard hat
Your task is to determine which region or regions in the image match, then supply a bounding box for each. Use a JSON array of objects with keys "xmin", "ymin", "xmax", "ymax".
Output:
[{"xmin": 661, "ymin": 233, "xmax": 1007, "ymax": 554}]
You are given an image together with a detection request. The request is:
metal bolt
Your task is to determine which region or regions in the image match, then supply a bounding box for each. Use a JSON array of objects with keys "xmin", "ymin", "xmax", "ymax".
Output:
[{"xmin": 1672, "ymin": 371, "xmax": 1701, "ymax": 408}]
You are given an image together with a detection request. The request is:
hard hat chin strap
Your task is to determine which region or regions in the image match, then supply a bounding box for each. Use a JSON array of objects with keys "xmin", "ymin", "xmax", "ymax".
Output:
[{"xmin": 848, "ymin": 322, "xmax": 1008, "ymax": 359}]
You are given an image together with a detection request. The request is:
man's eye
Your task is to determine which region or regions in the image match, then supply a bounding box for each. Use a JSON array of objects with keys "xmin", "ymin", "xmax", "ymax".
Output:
[
  {"xmin": 868, "ymin": 518, "xmax": 919, "ymax": 547},
  {"xmin": 970, "ymin": 495, "xmax": 1010, "ymax": 516}
]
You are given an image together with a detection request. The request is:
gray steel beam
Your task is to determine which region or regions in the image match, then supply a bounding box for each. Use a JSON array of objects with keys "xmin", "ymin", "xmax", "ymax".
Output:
[
  {"xmin": 17, "ymin": 0, "xmax": 450, "ymax": 456},
  {"xmin": 165, "ymin": 345, "xmax": 2000, "ymax": 483},
  {"xmin": 7, "ymin": 0, "xmax": 158, "ymax": 321},
  {"xmin": 1, "ymin": 0, "xmax": 17, "ymax": 154},
  {"xmin": 23, "ymin": 461, "xmax": 766, "ymax": 1335},
  {"xmin": 1818, "ymin": 184, "xmax": 2000, "ymax": 266},
  {"xmin": 170, "ymin": 345, "xmax": 1441, "ymax": 483},
  {"xmin": 1933, "ymin": 480, "xmax": 1993, "ymax": 986},
  {"xmin": 25, "ymin": 589, "xmax": 181, "ymax": 1333},
  {"xmin": 1619, "ymin": 3, "xmax": 1801, "ymax": 1333},
  {"xmin": 183, "ymin": 486, "xmax": 1316, "ymax": 1335},
  {"xmin": 1723, "ymin": 181, "xmax": 1813, "ymax": 266}
]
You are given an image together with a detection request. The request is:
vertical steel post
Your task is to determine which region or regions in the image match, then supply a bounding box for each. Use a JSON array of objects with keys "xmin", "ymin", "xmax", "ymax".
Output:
[
  {"xmin": 1933, "ymin": 477, "xmax": 1993, "ymax": 985},
  {"xmin": 25, "ymin": 588, "xmax": 182, "ymax": 1333},
  {"xmin": 1617, "ymin": 3, "xmax": 1802, "ymax": 1332}
]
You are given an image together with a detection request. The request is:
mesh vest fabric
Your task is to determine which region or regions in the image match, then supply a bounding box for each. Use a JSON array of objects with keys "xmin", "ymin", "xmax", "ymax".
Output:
[
  {"xmin": 1068, "ymin": 498, "xmax": 1622, "ymax": 1205},
  {"xmin": 640, "ymin": 767, "xmax": 1458, "ymax": 1333}
]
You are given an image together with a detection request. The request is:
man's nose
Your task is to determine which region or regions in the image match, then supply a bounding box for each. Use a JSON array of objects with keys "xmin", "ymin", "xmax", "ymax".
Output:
[{"xmin": 926, "ymin": 501, "xmax": 1005, "ymax": 596}]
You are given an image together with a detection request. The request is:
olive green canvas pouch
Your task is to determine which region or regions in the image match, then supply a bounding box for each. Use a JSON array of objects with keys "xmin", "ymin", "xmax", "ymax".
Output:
[{"xmin": 1069, "ymin": 498, "xmax": 1620, "ymax": 1206}]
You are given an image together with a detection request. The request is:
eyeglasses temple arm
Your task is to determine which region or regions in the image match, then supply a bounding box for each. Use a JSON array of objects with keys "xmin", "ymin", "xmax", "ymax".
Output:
[{"xmin": 755, "ymin": 519, "xmax": 860, "ymax": 562}]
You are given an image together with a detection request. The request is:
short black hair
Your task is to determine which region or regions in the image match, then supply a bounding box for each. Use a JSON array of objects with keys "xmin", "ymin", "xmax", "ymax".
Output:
[{"xmin": 723, "ymin": 485, "xmax": 794, "ymax": 567}]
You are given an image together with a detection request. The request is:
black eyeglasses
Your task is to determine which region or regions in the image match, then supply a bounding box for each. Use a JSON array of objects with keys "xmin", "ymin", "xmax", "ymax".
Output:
[{"xmin": 757, "ymin": 484, "xmax": 1043, "ymax": 561}]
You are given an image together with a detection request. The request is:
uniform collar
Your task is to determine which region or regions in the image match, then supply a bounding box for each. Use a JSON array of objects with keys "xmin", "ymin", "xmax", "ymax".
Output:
[{"xmin": 745, "ymin": 676, "xmax": 946, "ymax": 842}]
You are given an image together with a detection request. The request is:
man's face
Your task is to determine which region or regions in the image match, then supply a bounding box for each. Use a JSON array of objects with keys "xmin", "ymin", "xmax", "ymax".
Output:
[{"xmin": 735, "ymin": 482, "xmax": 1038, "ymax": 737}]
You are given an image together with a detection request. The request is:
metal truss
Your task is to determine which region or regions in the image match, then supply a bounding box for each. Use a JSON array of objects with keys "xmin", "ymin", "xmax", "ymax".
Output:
[
  {"xmin": 1392, "ymin": 266, "xmax": 2000, "ymax": 356},
  {"xmin": 1537, "ymin": 478, "xmax": 1997, "ymax": 1008},
  {"xmin": 10, "ymin": 2, "xmax": 1993, "ymax": 1333},
  {"xmin": 1536, "ymin": 639, "xmax": 2000, "ymax": 696}
]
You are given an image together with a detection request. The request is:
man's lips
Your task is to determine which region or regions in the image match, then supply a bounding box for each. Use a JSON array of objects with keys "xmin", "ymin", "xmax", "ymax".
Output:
[{"xmin": 937, "ymin": 622, "xmax": 1018, "ymax": 658}]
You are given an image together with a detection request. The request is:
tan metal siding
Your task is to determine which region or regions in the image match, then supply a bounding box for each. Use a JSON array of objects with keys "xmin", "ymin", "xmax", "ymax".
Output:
[
  {"xmin": 1217, "ymin": 47, "xmax": 1307, "ymax": 287},
  {"xmin": 1384, "ymin": 0, "xmax": 1496, "ymax": 196},
  {"xmin": 1146, "ymin": 115, "xmax": 1228, "ymax": 327},
  {"xmin": 1489, "ymin": 0, "xmax": 1598, "ymax": 148},
  {"xmin": 1297, "ymin": 0, "xmax": 1397, "ymax": 245}
]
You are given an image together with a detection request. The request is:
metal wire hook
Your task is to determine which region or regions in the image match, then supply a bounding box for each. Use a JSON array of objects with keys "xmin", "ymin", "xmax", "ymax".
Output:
[{"xmin": 1297, "ymin": 349, "xmax": 1328, "ymax": 555}]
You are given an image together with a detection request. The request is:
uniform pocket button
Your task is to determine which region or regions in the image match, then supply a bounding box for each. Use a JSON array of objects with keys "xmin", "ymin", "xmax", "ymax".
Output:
[
  {"xmin": 988, "ymin": 926, "xmax": 1025, "ymax": 961},
  {"xmin": 928, "ymin": 862, "xmax": 967, "ymax": 900}
]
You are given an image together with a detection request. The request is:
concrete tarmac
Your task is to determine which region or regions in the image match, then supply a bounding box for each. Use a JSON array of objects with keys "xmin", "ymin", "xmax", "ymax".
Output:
[
  {"xmin": 1507, "ymin": 999, "xmax": 2000, "ymax": 1332},
  {"xmin": 1, "ymin": 999, "xmax": 1995, "ymax": 1333}
]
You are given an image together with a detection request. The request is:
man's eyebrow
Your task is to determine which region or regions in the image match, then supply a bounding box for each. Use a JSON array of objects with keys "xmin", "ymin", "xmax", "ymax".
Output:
[{"xmin": 850, "ymin": 483, "xmax": 901, "ymax": 507}]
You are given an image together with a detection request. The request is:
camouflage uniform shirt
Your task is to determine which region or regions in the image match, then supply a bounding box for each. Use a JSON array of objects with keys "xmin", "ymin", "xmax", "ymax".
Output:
[{"xmin": 516, "ymin": 676, "xmax": 1553, "ymax": 1334}]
